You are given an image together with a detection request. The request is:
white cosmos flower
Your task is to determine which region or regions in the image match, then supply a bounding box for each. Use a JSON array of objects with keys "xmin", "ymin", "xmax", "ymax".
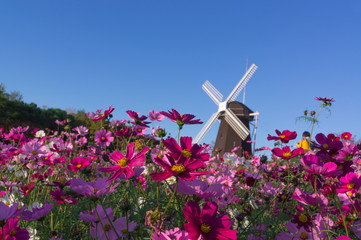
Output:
[{"xmin": 35, "ymin": 130, "xmax": 46, "ymax": 138}]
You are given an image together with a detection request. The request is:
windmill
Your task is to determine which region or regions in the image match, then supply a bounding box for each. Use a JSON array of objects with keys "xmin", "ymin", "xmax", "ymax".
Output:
[{"xmin": 193, "ymin": 64, "xmax": 259, "ymax": 155}]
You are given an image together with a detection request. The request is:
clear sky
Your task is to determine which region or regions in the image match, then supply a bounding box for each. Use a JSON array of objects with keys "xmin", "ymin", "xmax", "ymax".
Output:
[{"xmin": 1, "ymin": 1, "xmax": 361, "ymax": 151}]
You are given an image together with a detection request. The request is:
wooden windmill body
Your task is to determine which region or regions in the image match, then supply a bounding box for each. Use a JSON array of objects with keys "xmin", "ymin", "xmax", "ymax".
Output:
[{"xmin": 193, "ymin": 64, "xmax": 259, "ymax": 155}]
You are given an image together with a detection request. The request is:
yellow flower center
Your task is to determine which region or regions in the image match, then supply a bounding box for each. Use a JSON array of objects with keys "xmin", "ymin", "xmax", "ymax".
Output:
[
  {"xmin": 60, "ymin": 196, "xmax": 66, "ymax": 200},
  {"xmin": 118, "ymin": 158, "xmax": 128, "ymax": 167},
  {"xmin": 94, "ymin": 188, "xmax": 98, "ymax": 194},
  {"xmin": 200, "ymin": 223, "xmax": 211, "ymax": 234},
  {"xmin": 181, "ymin": 149, "xmax": 192, "ymax": 158},
  {"xmin": 5, "ymin": 201, "xmax": 10, "ymax": 205},
  {"xmin": 122, "ymin": 228, "xmax": 128, "ymax": 233},
  {"xmin": 153, "ymin": 116, "xmax": 156, "ymax": 119},
  {"xmin": 323, "ymin": 143, "xmax": 329, "ymax": 149},
  {"xmin": 299, "ymin": 214, "xmax": 308, "ymax": 223},
  {"xmin": 279, "ymin": 135, "xmax": 285, "ymax": 139},
  {"xmin": 283, "ymin": 152, "xmax": 292, "ymax": 158},
  {"xmin": 101, "ymin": 113, "xmax": 105, "ymax": 117},
  {"xmin": 255, "ymin": 232, "xmax": 261, "ymax": 237},
  {"xmin": 76, "ymin": 164, "xmax": 82, "ymax": 169},
  {"xmin": 101, "ymin": 137, "xmax": 106, "ymax": 141},
  {"xmin": 300, "ymin": 232, "xmax": 308, "ymax": 239},
  {"xmin": 9, "ymin": 230, "xmax": 17, "ymax": 236},
  {"xmin": 224, "ymin": 182, "xmax": 229, "ymax": 186},
  {"xmin": 338, "ymin": 165, "xmax": 344, "ymax": 169},
  {"xmin": 103, "ymin": 224, "xmax": 111, "ymax": 231},
  {"xmin": 171, "ymin": 164, "xmax": 186, "ymax": 174},
  {"xmin": 347, "ymin": 183, "xmax": 355, "ymax": 189},
  {"xmin": 32, "ymin": 151, "xmax": 38, "ymax": 155}
]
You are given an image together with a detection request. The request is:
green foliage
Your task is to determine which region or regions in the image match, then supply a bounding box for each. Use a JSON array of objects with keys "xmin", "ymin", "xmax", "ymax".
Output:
[{"xmin": 0, "ymin": 83, "xmax": 87, "ymax": 132}]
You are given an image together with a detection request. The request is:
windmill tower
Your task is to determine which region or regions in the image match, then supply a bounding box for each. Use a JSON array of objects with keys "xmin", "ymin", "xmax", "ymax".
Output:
[{"xmin": 193, "ymin": 64, "xmax": 259, "ymax": 155}]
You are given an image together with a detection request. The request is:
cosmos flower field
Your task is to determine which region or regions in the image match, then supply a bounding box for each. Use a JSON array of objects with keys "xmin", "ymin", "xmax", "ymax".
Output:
[{"xmin": 1, "ymin": 101, "xmax": 361, "ymax": 239}]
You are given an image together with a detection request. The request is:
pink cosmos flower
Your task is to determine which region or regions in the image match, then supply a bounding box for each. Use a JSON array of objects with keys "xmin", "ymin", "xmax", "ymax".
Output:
[
  {"xmin": 67, "ymin": 157, "xmax": 90, "ymax": 172},
  {"xmin": 21, "ymin": 202, "xmax": 53, "ymax": 221},
  {"xmin": 152, "ymin": 227, "xmax": 189, "ymax": 240},
  {"xmin": 160, "ymin": 109, "xmax": 203, "ymax": 129},
  {"xmin": 50, "ymin": 189, "xmax": 76, "ymax": 205},
  {"xmin": 98, "ymin": 142, "xmax": 149, "ymax": 181},
  {"xmin": 267, "ymin": 130, "xmax": 297, "ymax": 143},
  {"xmin": 292, "ymin": 188, "xmax": 328, "ymax": 208},
  {"xmin": 92, "ymin": 106, "xmax": 115, "ymax": 122},
  {"xmin": 0, "ymin": 218, "xmax": 29, "ymax": 240},
  {"xmin": 163, "ymin": 137, "xmax": 209, "ymax": 165},
  {"xmin": 126, "ymin": 110, "xmax": 150, "ymax": 127},
  {"xmin": 70, "ymin": 177, "xmax": 118, "ymax": 198},
  {"xmin": 22, "ymin": 141, "xmax": 47, "ymax": 160},
  {"xmin": 94, "ymin": 129, "xmax": 114, "ymax": 148},
  {"xmin": 148, "ymin": 110, "xmax": 165, "ymax": 122},
  {"xmin": 150, "ymin": 154, "xmax": 209, "ymax": 182},
  {"xmin": 183, "ymin": 201, "xmax": 237, "ymax": 240},
  {"xmin": 73, "ymin": 126, "xmax": 88, "ymax": 136},
  {"xmin": 20, "ymin": 183, "xmax": 34, "ymax": 197},
  {"xmin": 300, "ymin": 154, "xmax": 342, "ymax": 180},
  {"xmin": 272, "ymin": 146, "xmax": 304, "ymax": 160},
  {"xmin": 315, "ymin": 97, "xmax": 334, "ymax": 106},
  {"xmin": 177, "ymin": 179, "xmax": 223, "ymax": 198},
  {"xmin": 337, "ymin": 172, "xmax": 361, "ymax": 196},
  {"xmin": 133, "ymin": 125, "xmax": 147, "ymax": 136},
  {"xmin": 341, "ymin": 132, "xmax": 352, "ymax": 140}
]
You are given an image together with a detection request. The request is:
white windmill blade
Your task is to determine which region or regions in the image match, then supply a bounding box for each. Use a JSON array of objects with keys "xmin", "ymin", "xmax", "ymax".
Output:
[
  {"xmin": 224, "ymin": 108, "xmax": 250, "ymax": 140},
  {"xmin": 193, "ymin": 111, "xmax": 220, "ymax": 144},
  {"xmin": 225, "ymin": 64, "xmax": 258, "ymax": 103},
  {"xmin": 202, "ymin": 80, "xmax": 223, "ymax": 106}
]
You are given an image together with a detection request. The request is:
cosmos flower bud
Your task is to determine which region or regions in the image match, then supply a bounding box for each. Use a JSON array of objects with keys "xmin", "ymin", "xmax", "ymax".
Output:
[{"xmin": 320, "ymin": 183, "xmax": 336, "ymax": 197}]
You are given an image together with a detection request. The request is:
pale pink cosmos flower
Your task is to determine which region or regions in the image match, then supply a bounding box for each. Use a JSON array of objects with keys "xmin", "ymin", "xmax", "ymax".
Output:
[
  {"xmin": 22, "ymin": 140, "xmax": 47, "ymax": 160},
  {"xmin": 73, "ymin": 126, "xmax": 88, "ymax": 136},
  {"xmin": 148, "ymin": 110, "xmax": 165, "ymax": 122},
  {"xmin": 70, "ymin": 177, "xmax": 119, "ymax": 198},
  {"xmin": 94, "ymin": 129, "xmax": 114, "ymax": 148}
]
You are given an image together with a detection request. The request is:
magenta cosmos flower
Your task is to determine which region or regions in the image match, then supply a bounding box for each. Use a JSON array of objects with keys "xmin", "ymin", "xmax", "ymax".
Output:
[
  {"xmin": 126, "ymin": 110, "xmax": 150, "ymax": 127},
  {"xmin": 341, "ymin": 132, "xmax": 352, "ymax": 140},
  {"xmin": 67, "ymin": 157, "xmax": 90, "ymax": 172},
  {"xmin": 315, "ymin": 97, "xmax": 334, "ymax": 106},
  {"xmin": 92, "ymin": 106, "xmax": 115, "ymax": 121},
  {"xmin": 183, "ymin": 201, "xmax": 237, "ymax": 240},
  {"xmin": 90, "ymin": 216, "xmax": 137, "ymax": 240},
  {"xmin": 98, "ymin": 142, "xmax": 149, "ymax": 181},
  {"xmin": 0, "ymin": 218, "xmax": 30, "ymax": 240},
  {"xmin": 70, "ymin": 177, "xmax": 118, "ymax": 198},
  {"xmin": 337, "ymin": 172, "xmax": 361, "ymax": 196},
  {"xmin": 148, "ymin": 110, "xmax": 165, "ymax": 122},
  {"xmin": 272, "ymin": 146, "xmax": 304, "ymax": 160},
  {"xmin": 164, "ymin": 137, "xmax": 209, "ymax": 164},
  {"xmin": 94, "ymin": 129, "xmax": 114, "ymax": 148},
  {"xmin": 160, "ymin": 109, "xmax": 203, "ymax": 129},
  {"xmin": 314, "ymin": 133, "xmax": 343, "ymax": 152},
  {"xmin": 150, "ymin": 154, "xmax": 209, "ymax": 182},
  {"xmin": 267, "ymin": 130, "xmax": 297, "ymax": 143}
]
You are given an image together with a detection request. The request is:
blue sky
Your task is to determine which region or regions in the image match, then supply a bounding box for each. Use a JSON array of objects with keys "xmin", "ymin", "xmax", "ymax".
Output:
[{"xmin": 1, "ymin": 1, "xmax": 361, "ymax": 151}]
